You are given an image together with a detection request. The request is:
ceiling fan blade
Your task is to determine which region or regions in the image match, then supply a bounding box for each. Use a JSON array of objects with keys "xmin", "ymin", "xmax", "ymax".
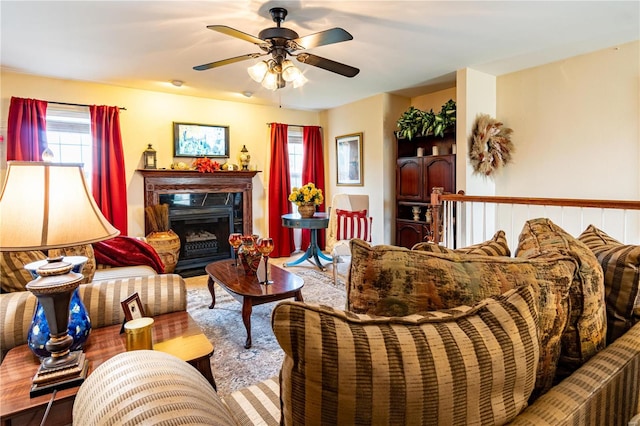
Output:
[
  {"xmin": 292, "ymin": 28, "xmax": 353, "ymax": 50},
  {"xmin": 207, "ymin": 25, "xmax": 268, "ymax": 47},
  {"xmin": 193, "ymin": 53, "xmax": 266, "ymax": 71},
  {"xmin": 296, "ymin": 53, "xmax": 359, "ymax": 78}
]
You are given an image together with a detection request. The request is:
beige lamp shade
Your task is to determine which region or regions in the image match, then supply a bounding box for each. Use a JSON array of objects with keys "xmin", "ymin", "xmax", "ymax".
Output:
[{"xmin": 0, "ymin": 162, "xmax": 120, "ymax": 251}]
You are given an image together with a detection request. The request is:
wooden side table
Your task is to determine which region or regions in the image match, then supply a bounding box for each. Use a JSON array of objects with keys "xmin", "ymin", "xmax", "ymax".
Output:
[
  {"xmin": 0, "ymin": 311, "xmax": 214, "ymax": 426},
  {"xmin": 281, "ymin": 212, "xmax": 332, "ymax": 270}
]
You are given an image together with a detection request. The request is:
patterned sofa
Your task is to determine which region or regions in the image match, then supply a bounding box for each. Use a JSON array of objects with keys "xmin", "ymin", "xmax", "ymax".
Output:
[{"xmin": 72, "ymin": 219, "xmax": 640, "ymax": 425}]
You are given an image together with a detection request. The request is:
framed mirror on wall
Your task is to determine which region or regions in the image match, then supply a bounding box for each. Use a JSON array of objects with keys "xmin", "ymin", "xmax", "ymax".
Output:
[{"xmin": 336, "ymin": 132, "xmax": 363, "ymax": 186}]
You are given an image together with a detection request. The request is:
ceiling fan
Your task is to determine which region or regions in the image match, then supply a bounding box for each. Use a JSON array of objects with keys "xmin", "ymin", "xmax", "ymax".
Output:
[{"xmin": 193, "ymin": 7, "xmax": 359, "ymax": 89}]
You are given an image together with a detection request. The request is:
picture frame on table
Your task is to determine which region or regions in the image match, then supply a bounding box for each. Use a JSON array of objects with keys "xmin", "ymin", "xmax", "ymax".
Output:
[
  {"xmin": 173, "ymin": 122, "xmax": 229, "ymax": 158},
  {"xmin": 121, "ymin": 292, "xmax": 145, "ymax": 322},
  {"xmin": 336, "ymin": 132, "xmax": 363, "ymax": 186}
]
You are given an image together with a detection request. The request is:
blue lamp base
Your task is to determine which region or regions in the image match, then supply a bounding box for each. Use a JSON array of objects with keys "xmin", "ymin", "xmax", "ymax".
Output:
[{"xmin": 25, "ymin": 256, "xmax": 92, "ymax": 358}]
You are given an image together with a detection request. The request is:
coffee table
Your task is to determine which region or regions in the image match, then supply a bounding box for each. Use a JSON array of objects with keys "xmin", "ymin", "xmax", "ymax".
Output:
[
  {"xmin": 0, "ymin": 311, "xmax": 214, "ymax": 426},
  {"xmin": 206, "ymin": 259, "xmax": 304, "ymax": 349}
]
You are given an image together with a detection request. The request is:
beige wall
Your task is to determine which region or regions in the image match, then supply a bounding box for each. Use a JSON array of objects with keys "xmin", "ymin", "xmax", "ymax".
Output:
[
  {"xmin": 456, "ymin": 68, "xmax": 497, "ymax": 196},
  {"xmin": 0, "ymin": 72, "xmax": 319, "ymax": 237},
  {"xmin": 495, "ymin": 40, "xmax": 639, "ymax": 200},
  {"xmin": 412, "ymin": 87, "xmax": 456, "ymax": 113},
  {"xmin": 321, "ymin": 94, "xmax": 392, "ymax": 244}
]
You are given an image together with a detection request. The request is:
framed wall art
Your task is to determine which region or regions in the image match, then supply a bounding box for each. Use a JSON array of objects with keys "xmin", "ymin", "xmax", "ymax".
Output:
[
  {"xmin": 173, "ymin": 122, "xmax": 229, "ymax": 158},
  {"xmin": 336, "ymin": 132, "xmax": 363, "ymax": 186}
]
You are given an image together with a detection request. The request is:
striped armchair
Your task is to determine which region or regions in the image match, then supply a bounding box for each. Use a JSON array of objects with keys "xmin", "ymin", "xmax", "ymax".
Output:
[{"xmin": 0, "ymin": 274, "xmax": 187, "ymax": 362}]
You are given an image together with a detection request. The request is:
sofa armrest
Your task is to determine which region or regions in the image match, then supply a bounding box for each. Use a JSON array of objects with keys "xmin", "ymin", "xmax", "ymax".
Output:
[
  {"xmin": 510, "ymin": 322, "xmax": 640, "ymax": 425},
  {"xmin": 93, "ymin": 264, "xmax": 157, "ymax": 281},
  {"xmin": 0, "ymin": 291, "xmax": 37, "ymax": 360},
  {"xmin": 73, "ymin": 350, "xmax": 238, "ymax": 425},
  {"xmin": 80, "ymin": 274, "xmax": 186, "ymax": 328}
]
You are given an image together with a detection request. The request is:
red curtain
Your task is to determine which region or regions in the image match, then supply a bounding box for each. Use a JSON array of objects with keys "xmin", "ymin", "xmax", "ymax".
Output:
[
  {"xmin": 301, "ymin": 126, "xmax": 326, "ymax": 250},
  {"xmin": 90, "ymin": 105, "xmax": 128, "ymax": 235},
  {"xmin": 6, "ymin": 97, "xmax": 48, "ymax": 161},
  {"xmin": 268, "ymin": 123, "xmax": 294, "ymax": 257}
]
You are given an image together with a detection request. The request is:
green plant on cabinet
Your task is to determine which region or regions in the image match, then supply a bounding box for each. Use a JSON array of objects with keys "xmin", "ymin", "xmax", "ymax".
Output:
[{"xmin": 396, "ymin": 99, "xmax": 456, "ymax": 140}]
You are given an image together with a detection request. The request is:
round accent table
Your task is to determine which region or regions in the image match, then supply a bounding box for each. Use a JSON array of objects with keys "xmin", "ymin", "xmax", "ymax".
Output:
[{"xmin": 281, "ymin": 212, "xmax": 333, "ymax": 270}]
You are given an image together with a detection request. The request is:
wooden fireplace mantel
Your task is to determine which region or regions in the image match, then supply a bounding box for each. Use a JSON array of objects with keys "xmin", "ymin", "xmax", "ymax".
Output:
[{"xmin": 137, "ymin": 169, "xmax": 260, "ymax": 236}]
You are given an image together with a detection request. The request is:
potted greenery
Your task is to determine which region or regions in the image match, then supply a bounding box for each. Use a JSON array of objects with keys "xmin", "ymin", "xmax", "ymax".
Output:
[{"xmin": 396, "ymin": 99, "xmax": 456, "ymax": 140}]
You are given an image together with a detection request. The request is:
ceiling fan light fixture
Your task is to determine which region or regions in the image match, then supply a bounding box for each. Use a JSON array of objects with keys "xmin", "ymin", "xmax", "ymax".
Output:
[
  {"xmin": 262, "ymin": 69, "xmax": 279, "ymax": 91},
  {"xmin": 292, "ymin": 73, "xmax": 308, "ymax": 88},
  {"xmin": 281, "ymin": 60, "xmax": 301, "ymax": 82},
  {"xmin": 194, "ymin": 7, "xmax": 359, "ymax": 93},
  {"xmin": 247, "ymin": 61, "xmax": 269, "ymax": 83}
]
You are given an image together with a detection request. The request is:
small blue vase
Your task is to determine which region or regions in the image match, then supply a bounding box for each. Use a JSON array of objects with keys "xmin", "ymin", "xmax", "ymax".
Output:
[
  {"xmin": 27, "ymin": 288, "xmax": 92, "ymax": 358},
  {"xmin": 25, "ymin": 256, "xmax": 92, "ymax": 358}
]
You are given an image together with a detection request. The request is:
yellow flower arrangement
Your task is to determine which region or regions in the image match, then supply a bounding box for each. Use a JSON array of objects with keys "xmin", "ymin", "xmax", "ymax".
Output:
[{"xmin": 288, "ymin": 182, "xmax": 324, "ymax": 206}]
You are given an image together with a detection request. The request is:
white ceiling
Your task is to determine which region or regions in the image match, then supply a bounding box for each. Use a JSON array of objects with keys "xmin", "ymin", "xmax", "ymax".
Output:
[{"xmin": 1, "ymin": 1, "xmax": 638, "ymax": 111}]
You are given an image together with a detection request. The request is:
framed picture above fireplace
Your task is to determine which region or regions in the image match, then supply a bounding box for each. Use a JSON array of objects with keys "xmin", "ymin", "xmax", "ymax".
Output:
[{"xmin": 173, "ymin": 122, "xmax": 229, "ymax": 158}]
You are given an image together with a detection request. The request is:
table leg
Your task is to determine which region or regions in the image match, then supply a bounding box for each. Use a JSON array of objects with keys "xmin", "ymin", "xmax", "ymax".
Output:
[
  {"xmin": 242, "ymin": 298, "xmax": 253, "ymax": 349},
  {"xmin": 294, "ymin": 290, "xmax": 304, "ymax": 302},
  {"xmin": 207, "ymin": 276, "xmax": 216, "ymax": 309},
  {"xmin": 284, "ymin": 229, "xmax": 332, "ymax": 271},
  {"xmin": 317, "ymin": 250, "xmax": 333, "ymax": 262},
  {"xmin": 188, "ymin": 356, "xmax": 217, "ymax": 390},
  {"xmin": 284, "ymin": 245, "xmax": 314, "ymax": 267}
]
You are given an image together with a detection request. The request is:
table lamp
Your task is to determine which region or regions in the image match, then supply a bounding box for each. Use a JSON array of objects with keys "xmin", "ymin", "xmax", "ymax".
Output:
[{"xmin": 0, "ymin": 162, "xmax": 120, "ymax": 396}]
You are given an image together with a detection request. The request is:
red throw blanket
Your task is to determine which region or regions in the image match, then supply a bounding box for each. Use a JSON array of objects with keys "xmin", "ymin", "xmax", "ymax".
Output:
[{"xmin": 93, "ymin": 236, "xmax": 165, "ymax": 274}]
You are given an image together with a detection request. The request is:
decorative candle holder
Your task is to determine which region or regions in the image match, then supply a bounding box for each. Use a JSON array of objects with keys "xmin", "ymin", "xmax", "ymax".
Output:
[
  {"xmin": 256, "ymin": 237, "xmax": 274, "ymax": 284},
  {"xmin": 228, "ymin": 233, "xmax": 243, "ymax": 267}
]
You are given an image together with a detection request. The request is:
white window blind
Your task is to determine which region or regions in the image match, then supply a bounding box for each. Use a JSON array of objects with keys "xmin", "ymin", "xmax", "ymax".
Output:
[{"xmin": 46, "ymin": 104, "xmax": 93, "ymax": 184}]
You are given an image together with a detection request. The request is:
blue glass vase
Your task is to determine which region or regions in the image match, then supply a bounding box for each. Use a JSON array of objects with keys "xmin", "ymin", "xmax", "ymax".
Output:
[
  {"xmin": 27, "ymin": 288, "xmax": 92, "ymax": 358},
  {"xmin": 25, "ymin": 256, "xmax": 92, "ymax": 358}
]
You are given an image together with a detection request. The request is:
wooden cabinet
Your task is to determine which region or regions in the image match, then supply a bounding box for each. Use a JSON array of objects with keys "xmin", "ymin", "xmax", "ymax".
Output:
[
  {"xmin": 397, "ymin": 155, "xmax": 455, "ymax": 200},
  {"xmin": 395, "ymin": 134, "xmax": 456, "ymax": 248}
]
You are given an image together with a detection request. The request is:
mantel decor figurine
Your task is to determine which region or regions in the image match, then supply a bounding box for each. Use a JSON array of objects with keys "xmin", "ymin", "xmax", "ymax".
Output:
[{"xmin": 239, "ymin": 145, "xmax": 251, "ymax": 170}]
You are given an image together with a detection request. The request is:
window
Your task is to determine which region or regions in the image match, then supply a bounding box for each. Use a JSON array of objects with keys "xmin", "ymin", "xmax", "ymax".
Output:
[
  {"xmin": 287, "ymin": 127, "xmax": 304, "ymax": 249},
  {"xmin": 45, "ymin": 104, "xmax": 92, "ymax": 183},
  {"xmin": 288, "ymin": 127, "xmax": 303, "ymax": 192}
]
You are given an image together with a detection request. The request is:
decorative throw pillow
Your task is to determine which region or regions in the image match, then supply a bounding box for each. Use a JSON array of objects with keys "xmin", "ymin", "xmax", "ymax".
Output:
[
  {"xmin": 516, "ymin": 218, "xmax": 607, "ymax": 376},
  {"xmin": 49, "ymin": 244, "xmax": 97, "ymax": 284},
  {"xmin": 348, "ymin": 238, "xmax": 574, "ymax": 399},
  {"xmin": 412, "ymin": 230, "xmax": 511, "ymax": 256},
  {"xmin": 273, "ymin": 284, "xmax": 540, "ymax": 426},
  {"xmin": 578, "ymin": 224, "xmax": 640, "ymax": 344},
  {"xmin": 336, "ymin": 209, "xmax": 372, "ymax": 242},
  {"xmin": 0, "ymin": 250, "xmax": 47, "ymax": 293}
]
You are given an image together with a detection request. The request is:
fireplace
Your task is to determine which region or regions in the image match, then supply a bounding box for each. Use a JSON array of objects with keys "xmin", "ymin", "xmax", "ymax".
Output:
[
  {"xmin": 138, "ymin": 169, "xmax": 259, "ymax": 274},
  {"xmin": 160, "ymin": 193, "xmax": 236, "ymax": 273}
]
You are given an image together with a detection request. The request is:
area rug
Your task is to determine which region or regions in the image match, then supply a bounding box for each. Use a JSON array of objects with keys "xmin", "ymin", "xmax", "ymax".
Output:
[{"xmin": 185, "ymin": 261, "xmax": 346, "ymax": 396}]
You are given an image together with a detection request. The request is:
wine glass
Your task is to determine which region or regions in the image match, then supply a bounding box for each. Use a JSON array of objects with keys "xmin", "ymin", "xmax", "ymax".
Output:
[
  {"xmin": 228, "ymin": 233, "xmax": 243, "ymax": 267},
  {"xmin": 256, "ymin": 237, "xmax": 275, "ymax": 284}
]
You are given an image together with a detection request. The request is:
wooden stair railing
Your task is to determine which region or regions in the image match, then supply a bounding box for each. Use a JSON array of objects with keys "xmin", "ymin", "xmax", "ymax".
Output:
[{"xmin": 430, "ymin": 189, "xmax": 640, "ymax": 246}]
